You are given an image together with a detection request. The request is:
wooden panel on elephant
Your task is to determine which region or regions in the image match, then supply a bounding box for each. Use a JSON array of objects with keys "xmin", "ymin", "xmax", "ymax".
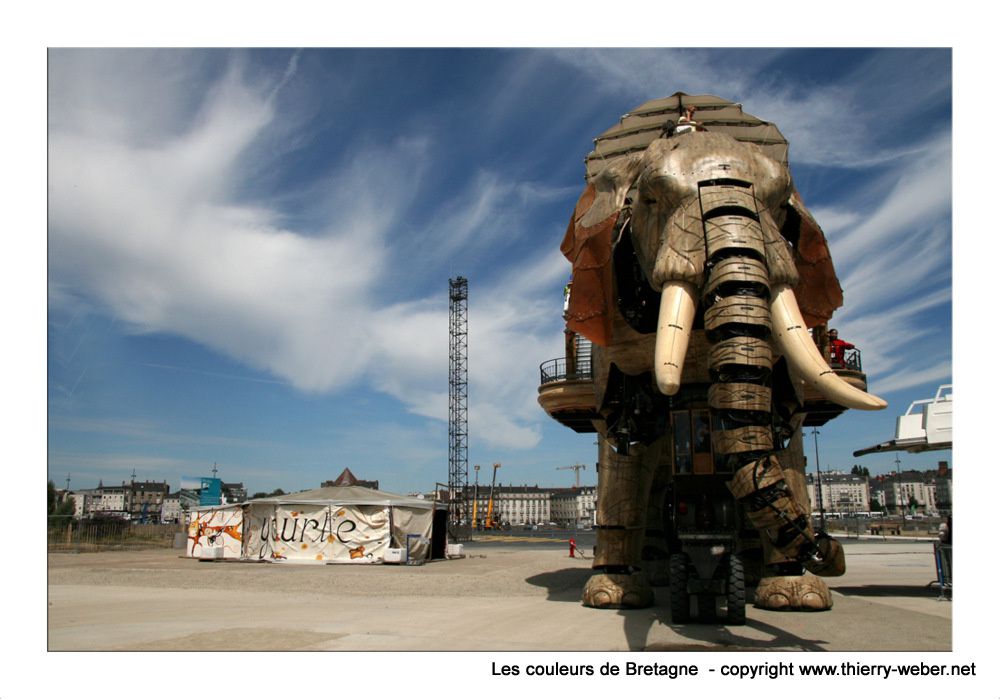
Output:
[
  {"xmin": 708, "ymin": 383, "xmax": 771, "ymax": 412},
  {"xmin": 704, "ymin": 256, "xmax": 769, "ymax": 296},
  {"xmin": 709, "ymin": 336, "xmax": 773, "ymax": 370},
  {"xmin": 776, "ymin": 431, "xmax": 810, "ymax": 509},
  {"xmin": 699, "ymin": 183, "xmax": 756, "ymax": 216},
  {"xmin": 728, "ymin": 456, "xmax": 783, "ymax": 499},
  {"xmin": 604, "ymin": 312, "xmax": 656, "ymax": 376},
  {"xmin": 764, "ymin": 430, "xmax": 810, "ymax": 566},
  {"xmin": 760, "ymin": 208, "xmax": 799, "ymax": 287},
  {"xmin": 593, "ymin": 436, "xmax": 662, "ymax": 568},
  {"xmin": 652, "ymin": 198, "xmax": 707, "ymax": 288},
  {"xmin": 712, "ymin": 425, "xmax": 772, "ymax": 455},
  {"xmin": 594, "ymin": 439, "xmax": 660, "ymax": 530},
  {"xmin": 704, "ymin": 215, "xmax": 765, "ymax": 259},
  {"xmin": 601, "ymin": 308, "xmax": 714, "ymax": 385},
  {"xmin": 703, "ymin": 295, "xmax": 770, "ymax": 332}
]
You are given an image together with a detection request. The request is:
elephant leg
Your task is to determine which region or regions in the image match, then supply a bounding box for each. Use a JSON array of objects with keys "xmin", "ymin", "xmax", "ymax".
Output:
[
  {"xmin": 641, "ymin": 438, "xmax": 673, "ymax": 586},
  {"xmin": 583, "ymin": 435, "xmax": 657, "ymax": 609}
]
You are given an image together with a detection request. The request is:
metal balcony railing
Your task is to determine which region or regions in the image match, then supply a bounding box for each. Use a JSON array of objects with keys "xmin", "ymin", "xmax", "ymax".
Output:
[
  {"xmin": 540, "ymin": 355, "xmax": 594, "ymax": 385},
  {"xmin": 831, "ymin": 347, "xmax": 863, "ymax": 372}
]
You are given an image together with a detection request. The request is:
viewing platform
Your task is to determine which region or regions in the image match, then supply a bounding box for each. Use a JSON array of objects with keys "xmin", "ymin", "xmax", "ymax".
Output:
[
  {"xmin": 537, "ymin": 352, "xmax": 600, "ymax": 434},
  {"xmin": 801, "ymin": 347, "xmax": 872, "ymax": 426}
]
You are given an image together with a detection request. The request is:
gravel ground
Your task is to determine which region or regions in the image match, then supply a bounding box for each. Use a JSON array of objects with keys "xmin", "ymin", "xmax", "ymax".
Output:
[
  {"xmin": 47, "ymin": 545, "xmax": 595, "ymax": 599},
  {"xmin": 47, "ymin": 540, "xmax": 952, "ymax": 652}
]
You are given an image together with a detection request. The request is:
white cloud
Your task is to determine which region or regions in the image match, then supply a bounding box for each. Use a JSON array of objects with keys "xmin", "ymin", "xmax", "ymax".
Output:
[
  {"xmin": 870, "ymin": 360, "xmax": 953, "ymax": 396},
  {"xmin": 48, "ymin": 50, "xmax": 570, "ymax": 452},
  {"xmin": 548, "ymin": 48, "xmax": 945, "ymax": 168},
  {"xmin": 829, "ymin": 133, "xmax": 952, "ymax": 270}
]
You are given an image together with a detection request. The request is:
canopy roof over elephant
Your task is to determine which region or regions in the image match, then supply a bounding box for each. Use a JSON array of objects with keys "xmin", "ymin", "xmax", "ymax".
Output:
[{"xmin": 584, "ymin": 92, "xmax": 789, "ymax": 181}]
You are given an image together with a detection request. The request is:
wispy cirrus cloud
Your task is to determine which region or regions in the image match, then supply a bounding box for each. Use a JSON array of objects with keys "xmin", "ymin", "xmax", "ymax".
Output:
[
  {"xmin": 547, "ymin": 48, "xmax": 951, "ymax": 169},
  {"xmin": 48, "ymin": 50, "xmax": 572, "ymax": 452}
]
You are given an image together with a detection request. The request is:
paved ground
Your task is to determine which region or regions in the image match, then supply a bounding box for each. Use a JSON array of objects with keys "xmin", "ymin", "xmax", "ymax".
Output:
[{"xmin": 47, "ymin": 538, "xmax": 950, "ymax": 651}]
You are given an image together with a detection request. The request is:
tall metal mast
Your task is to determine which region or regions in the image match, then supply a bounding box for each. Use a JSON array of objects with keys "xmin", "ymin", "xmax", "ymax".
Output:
[{"xmin": 448, "ymin": 276, "xmax": 470, "ymax": 540}]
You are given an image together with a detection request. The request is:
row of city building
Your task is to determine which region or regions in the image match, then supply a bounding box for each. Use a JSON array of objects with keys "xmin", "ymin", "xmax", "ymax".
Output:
[
  {"xmin": 459, "ymin": 484, "xmax": 598, "ymax": 529},
  {"xmin": 55, "ymin": 479, "xmax": 248, "ymax": 524},
  {"xmin": 50, "ymin": 460, "xmax": 950, "ymax": 527},
  {"xmin": 806, "ymin": 461, "xmax": 952, "ymax": 516},
  {"xmin": 51, "ymin": 475, "xmax": 597, "ymax": 528}
]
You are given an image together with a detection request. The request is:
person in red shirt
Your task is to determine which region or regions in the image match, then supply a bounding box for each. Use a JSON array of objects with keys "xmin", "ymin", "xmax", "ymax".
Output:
[{"xmin": 828, "ymin": 328, "xmax": 855, "ymax": 367}]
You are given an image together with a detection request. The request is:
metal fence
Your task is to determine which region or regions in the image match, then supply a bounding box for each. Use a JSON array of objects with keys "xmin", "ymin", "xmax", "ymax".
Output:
[{"xmin": 47, "ymin": 516, "xmax": 185, "ymax": 553}]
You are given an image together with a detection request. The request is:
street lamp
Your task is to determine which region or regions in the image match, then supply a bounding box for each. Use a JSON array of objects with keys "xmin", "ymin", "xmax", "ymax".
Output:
[{"xmin": 812, "ymin": 428, "xmax": 825, "ymax": 530}]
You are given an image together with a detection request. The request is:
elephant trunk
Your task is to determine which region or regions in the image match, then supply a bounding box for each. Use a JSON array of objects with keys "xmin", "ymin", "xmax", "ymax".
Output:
[{"xmin": 649, "ymin": 179, "xmax": 874, "ymax": 572}]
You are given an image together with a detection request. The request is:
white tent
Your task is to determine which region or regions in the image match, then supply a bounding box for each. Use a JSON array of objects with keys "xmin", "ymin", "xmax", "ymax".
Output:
[{"xmin": 188, "ymin": 485, "xmax": 447, "ymax": 564}]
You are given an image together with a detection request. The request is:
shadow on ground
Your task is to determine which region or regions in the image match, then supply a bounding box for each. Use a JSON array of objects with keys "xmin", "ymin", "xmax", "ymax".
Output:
[
  {"xmin": 525, "ymin": 568, "xmax": 592, "ymax": 603},
  {"xmin": 526, "ymin": 571, "xmax": 832, "ymax": 651}
]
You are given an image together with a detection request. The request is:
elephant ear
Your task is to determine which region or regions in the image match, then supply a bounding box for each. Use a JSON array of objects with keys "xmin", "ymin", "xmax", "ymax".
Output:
[
  {"xmin": 560, "ymin": 154, "xmax": 644, "ymax": 346},
  {"xmin": 785, "ymin": 189, "xmax": 844, "ymax": 328}
]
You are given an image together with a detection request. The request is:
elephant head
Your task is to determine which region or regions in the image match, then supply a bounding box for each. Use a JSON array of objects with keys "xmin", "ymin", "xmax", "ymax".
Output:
[{"xmin": 566, "ymin": 130, "xmax": 886, "ymax": 415}]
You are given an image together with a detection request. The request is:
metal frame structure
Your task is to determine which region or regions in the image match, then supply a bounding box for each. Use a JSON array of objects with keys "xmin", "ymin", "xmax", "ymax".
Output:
[{"xmin": 448, "ymin": 277, "xmax": 470, "ymax": 540}]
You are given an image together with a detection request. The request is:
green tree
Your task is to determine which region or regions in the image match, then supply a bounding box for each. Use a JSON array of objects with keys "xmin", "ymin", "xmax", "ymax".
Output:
[
  {"xmin": 250, "ymin": 489, "xmax": 285, "ymax": 499},
  {"xmin": 48, "ymin": 480, "xmax": 76, "ymax": 531}
]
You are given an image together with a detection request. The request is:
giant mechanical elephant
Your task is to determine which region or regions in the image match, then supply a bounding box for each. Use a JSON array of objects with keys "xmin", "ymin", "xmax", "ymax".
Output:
[{"xmin": 547, "ymin": 94, "xmax": 886, "ymax": 615}]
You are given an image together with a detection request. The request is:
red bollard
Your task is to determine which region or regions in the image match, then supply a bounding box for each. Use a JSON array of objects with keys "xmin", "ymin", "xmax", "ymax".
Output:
[{"xmin": 569, "ymin": 538, "xmax": 576, "ymax": 558}]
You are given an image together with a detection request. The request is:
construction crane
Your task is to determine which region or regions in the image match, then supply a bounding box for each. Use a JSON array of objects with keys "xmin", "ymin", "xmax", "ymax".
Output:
[
  {"xmin": 471, "ymin": 464, "xmax": 480, "ymax": 529},
  {"xmin": 556, "ymin": 463, "xmax": 586, "ymax": 488},
  {"xmin": 484, "ymin": 463, "xmax": 500, "ymax": 529}
]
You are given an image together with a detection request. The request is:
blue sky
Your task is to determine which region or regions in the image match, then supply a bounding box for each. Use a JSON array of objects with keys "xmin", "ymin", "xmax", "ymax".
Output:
[{"xmin": 47, "ymin": 48, "xmax": 954, "ymax": 496}]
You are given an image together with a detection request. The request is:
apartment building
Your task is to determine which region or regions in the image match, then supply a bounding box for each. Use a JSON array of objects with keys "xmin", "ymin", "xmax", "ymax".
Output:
[
  {"xmin": 806, "ymin": 472, "xmax": 870, "ymax": 514},
  {"xmin": 550, "ymin": 487, "xmax": 597, "ymax": 527}
]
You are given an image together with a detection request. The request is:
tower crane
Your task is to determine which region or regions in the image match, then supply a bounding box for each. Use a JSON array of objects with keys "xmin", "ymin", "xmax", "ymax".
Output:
[{"xmin": 556, "ymin": 463, "xmax": 586, "ymax": 488}]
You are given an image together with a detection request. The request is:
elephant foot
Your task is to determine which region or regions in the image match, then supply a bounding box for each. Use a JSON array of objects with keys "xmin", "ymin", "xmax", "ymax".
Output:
[
  {"xmin": 754, "ymin": 574, "xmax": 833, "ymax": 611},
  {"xmin": 582, "ymin": 571, "xmax": 654, "ymax": 609}
]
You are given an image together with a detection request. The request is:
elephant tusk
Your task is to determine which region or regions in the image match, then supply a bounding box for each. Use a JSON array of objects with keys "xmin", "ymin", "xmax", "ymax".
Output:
[
  {"xmin": 654, "ymin": 282, "xmax": 697, "ymax": 395},
  {"xmin": 770, "ymin": 284, "xmax": 887, "ymax": 410}
]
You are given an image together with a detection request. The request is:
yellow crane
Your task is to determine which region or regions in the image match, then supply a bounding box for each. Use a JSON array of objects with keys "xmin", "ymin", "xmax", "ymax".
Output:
[
  {"xmin": 471, "ymin": 464, "xmax": 480, "ymax": 529},
  {"xmin": 484, "ymin": 463, "xmax": 501, "ymax": 529}
]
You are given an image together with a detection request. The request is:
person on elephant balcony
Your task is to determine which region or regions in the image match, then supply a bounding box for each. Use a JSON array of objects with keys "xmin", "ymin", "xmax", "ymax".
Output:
[{"xmin": 828, "ymin": 329, "xmax": 855, "ymax": 368}]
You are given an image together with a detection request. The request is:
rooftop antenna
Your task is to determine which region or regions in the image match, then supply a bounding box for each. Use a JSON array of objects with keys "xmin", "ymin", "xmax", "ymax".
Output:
[
  {"xmin": 212, "ymin": 462, "xmax": 218, "ymax": 479},
  {"xmin": 130, "ymin": 467, "xmax": 137, "ymax": 483},
  {"xmin": 65, "ymin": 473, "xmax": 71, "ymax": 491}
]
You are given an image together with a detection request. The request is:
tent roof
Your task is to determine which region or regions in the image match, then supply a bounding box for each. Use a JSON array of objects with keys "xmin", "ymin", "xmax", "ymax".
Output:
[
  {"xmin": 584, "ymin": 92, "xmax": 789, "ymax": 181},
  {"xmin": 249, "ymin": 484, "xmax": 442, "ymax": 510}
]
